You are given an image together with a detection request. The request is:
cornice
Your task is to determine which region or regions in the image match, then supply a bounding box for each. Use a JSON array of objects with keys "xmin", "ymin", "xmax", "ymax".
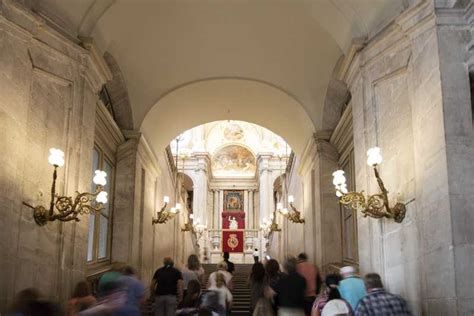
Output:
[
  {"xmin": 137, "ymin": 134, "xmax": 161, "ymax": 177},
  {"xmin": 81, "ymin": 37, "xmax": 113, "ymax": 93},
  {"xmin": 95, "ymin": 101, "xmax": 125, "ymax": 157}
]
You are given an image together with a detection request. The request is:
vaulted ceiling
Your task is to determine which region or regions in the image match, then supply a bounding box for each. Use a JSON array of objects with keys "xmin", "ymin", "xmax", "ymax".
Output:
[{"xmin": 33, "ymin": 0, "xmax": 408, "ymax": 156}]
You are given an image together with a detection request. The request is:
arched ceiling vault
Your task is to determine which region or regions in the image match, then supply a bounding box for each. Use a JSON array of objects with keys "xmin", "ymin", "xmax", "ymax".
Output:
[
  {"xmin": 32, "ymin": 0, "xmax": 408, "ymax": 156},
  {"xmin": 141, "ymin": 79, "xmax": 314, "ymax": 157}
]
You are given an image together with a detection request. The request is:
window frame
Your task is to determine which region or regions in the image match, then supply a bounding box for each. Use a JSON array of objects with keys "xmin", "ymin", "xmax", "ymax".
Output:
[
  {"xmin": 339, "ymin": 149, "xmax": 359, "ymax": 265},
  {"xmin": 87, "ymin": 142, "xmax": 116, "ymax": 267}
]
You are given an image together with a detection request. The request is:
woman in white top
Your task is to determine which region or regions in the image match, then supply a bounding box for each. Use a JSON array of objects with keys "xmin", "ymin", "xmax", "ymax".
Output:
[
  {"xmin": 208, "ymin": 272, "xmax": 233, "ymax": 315},
  {"xmin": 207, "ymin": 261, "xmax": 233, "ymax": 291}
]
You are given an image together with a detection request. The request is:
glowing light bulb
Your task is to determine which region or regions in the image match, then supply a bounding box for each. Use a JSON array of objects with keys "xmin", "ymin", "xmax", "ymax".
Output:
[
  {"xmin": 48, "ymin": 148, "xmax": 65, "ymax": 167},
  {"xmin": 332, "ymin": 170, "xmax": 346, "ymax": 186},
  {"xmin": 93, "ymin": 170, "xmax": 107, "ymax": 186},
  {"xmin": 175, "ymin": 203, "xmax": 182, "ymax": 211},
  {"xmin": 163, "ymin": 196, "xmax": 170, "ymax": 203},
  {"xmin": 288, "ymin": 195, "xmax": 295, "ymax": 203},
  {"xmin": 367, "ymin": 147, "xmax": 383, "ymax": 166},
  {"xmin": 96, "ymin": 191, "xmax": 108, "ymax": 204},
  {"xmin": 276, "ymin": 202, "xmax": 283, "ymax": 210}
]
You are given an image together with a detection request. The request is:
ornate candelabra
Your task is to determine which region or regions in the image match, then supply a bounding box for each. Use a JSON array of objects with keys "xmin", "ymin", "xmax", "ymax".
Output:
[
  {"xmin": 23, "ymin": 148, "xmax": 108, "ymax": 226},
  {"xmin": 153, "ymin": 136, "xmax": 185, "ymax": 225},
  {"xmin": 152, "ymin": 196, "xmax": 180, "ymax": 224},
  {"xmin": 181, "ymin": 213, "xmax": 194, "ymax": 232},
  {"xmin": 277, "ymin": 195, "xmax": 305, "ymax": 224},
  {"xmin": 260, "ymin": 213, "xmax": 281, "ymax": 237},
  {"xmin": 332, "ymin": 147, "xmax": 406, "ymax": 223}
]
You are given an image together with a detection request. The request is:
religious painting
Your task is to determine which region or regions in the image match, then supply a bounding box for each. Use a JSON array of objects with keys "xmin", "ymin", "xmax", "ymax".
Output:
[
  {"xmin": 222, "ymin": 230, "xmax": 244, "ymax": 253},
  {"xmin": 223, "ymin": 123, "xmax": 244, "ymax": 141},
  {"xmin": 211, "ymin": 145, "xmax": 256, "ymax": 177},
  {"xmin": 224, "ymin": 190, "xmax": 243, "ymax": 211}
]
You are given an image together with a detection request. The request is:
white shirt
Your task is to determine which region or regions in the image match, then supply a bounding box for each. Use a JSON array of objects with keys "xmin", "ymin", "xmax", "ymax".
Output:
[
  {"xmin": 253, "ymin": 250, "xmax": 259, "ymax": 257},
  {"xmin": 208, "ymin": 271, "xmax": 233, "ymax": 289},
  {"xmin": 208, "ymin": 285, "xmax": 233, "ymax": 308}
]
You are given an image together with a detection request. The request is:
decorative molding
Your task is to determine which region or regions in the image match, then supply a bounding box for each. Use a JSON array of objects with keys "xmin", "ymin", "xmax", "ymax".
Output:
[
  {"xmin": 80, "ymin": 37, "xmax": 113, "ymax": 93},
  {"xmin": 95, "ymin": 100, "xmax": 125, "ymax": 159},
  {"xmin": 137, "ymin": 135, "xmax": 161, "ymax": 178},
  {"xmin": 330, "ymin": 104, "xmax": 354, "ymax": 165},
  {"xmin": 297, "ymin": 137, "xmax": 317, "ymax": 176},
  {"xmin": 336, "ymin": 39, "xmax": 366, "ymax": 83}
]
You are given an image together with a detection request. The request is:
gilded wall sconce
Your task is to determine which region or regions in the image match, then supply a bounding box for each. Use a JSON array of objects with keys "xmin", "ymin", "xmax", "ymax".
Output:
[
  {"xmin": 277, "ymin": 196, "xmax": 305, "ymax": 224},
  {"xmin": 332, "ymin": 147, "xmax": 406, "ymax": 223},
  {"xmin": 23, "ymin": 148, "xmax": 108, "ymax": 226},
  {"xmin": 181, "ymin": 213, "xmax": 194, "ymax": 232},
  {"xmin": 260, "ymin": 213, "xmax": 281, "ymax": 237},
  {"xmin": 152, "ymin": 196, "xmax": 180, "ymax": 225}
]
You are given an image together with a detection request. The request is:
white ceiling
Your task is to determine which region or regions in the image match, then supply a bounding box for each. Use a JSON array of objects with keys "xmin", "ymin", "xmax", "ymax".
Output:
[{"xmin": 34, "ymin": 0, "xmax": 407, "ymax": 156}]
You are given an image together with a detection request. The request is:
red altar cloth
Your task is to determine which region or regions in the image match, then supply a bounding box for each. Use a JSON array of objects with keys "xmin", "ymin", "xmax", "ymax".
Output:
[
  {"xmin": 222, "ymin": 211, "xmax": 245, "ymax": 229},
  {"xmin": 222, "ymin": 230, "xmax": 244, "ymax": 253}
]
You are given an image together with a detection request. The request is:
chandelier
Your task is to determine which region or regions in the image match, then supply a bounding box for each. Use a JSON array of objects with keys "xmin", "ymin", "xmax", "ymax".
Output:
[
  {"xmin": 332, "ymin": 147, "xmax": 406, "ymax": 223},
  {"xmin": 23, "ymin": 148, "xmax": 108, "ymax": 226}
]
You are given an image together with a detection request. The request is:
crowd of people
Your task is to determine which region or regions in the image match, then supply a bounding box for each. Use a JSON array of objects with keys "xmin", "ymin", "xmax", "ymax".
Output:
[{"xmin": 5, "ymin": 252, "xmax": 413, "ymax": 316}]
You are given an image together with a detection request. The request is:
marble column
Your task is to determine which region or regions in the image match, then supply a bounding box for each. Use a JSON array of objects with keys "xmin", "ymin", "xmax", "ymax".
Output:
[
  {"xmin": 218, "ymin": 190, "xmax": 224, "ymax": 229},
  {"xmin": 192, "ymin": 154, "xmax": 209, "ymax": 226},
  {"xmin": 258, "ymin": 154, "xmax": 273, "ymax": 224},
  {"xmin": 243, "ymin": 190, "xmax": 249, "ymax": 228},
  {"xmin": 248, "ymin": 190, "xmax": 254, "ymax": 228},
  {"xmin": 213, "ymin": 190, "xmax": 219, "ymax": 229}
]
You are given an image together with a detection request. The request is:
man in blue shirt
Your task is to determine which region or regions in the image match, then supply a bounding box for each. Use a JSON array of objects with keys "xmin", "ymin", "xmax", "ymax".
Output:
[
  {"xmin": 338, "ymin": 266, "xmax": 366, "ymax": 310},
  {"xmin": 119, "ymin": 266, "xmax": 145, "ymax": 316}
]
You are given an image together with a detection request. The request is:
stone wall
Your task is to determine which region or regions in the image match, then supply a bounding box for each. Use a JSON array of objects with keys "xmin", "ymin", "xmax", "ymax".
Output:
[
  {"xmin": 343, "ymin": 1, "xmax": 474, "ymax": 314},
  {"xmin": 0, "ymin": 1, "xmax": 189, "ymax": 311},
  {"xmin": 0, "ymin": 0, "xmax": 108, "ymax": 310}
]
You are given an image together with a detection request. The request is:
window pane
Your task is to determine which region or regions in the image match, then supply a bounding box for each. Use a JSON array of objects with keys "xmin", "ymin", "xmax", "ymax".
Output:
[
  {"xmin": 91, "ymin": 149, "xmax": 100, "ymax": 190},
  {"xmin": 98, "ymin": 215, "xmax": 108, "ymax": 259},
  {"xmin": 87, "ymin": 214, "xmax": 95, "ymax": 261},
  {"xmin": 344, "ymin": 217, "xmax": 353, "ymax": 260},
  {"xmin": 102, "ymin": 160, "xmax": 113, "ymax": 216}
]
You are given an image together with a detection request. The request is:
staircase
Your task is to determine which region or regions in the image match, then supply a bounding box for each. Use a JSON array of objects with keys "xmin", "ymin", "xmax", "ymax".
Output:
[{"xmin": 203, "ymin": 263, "xmax": 253, "ymax": 316}]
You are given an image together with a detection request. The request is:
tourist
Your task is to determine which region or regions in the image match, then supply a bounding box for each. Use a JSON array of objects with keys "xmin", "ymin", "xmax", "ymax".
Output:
[
  {"xmin": 338, "ymin": 266, "xmax": 366, "ymax": 311},
  {"xmin": 248, "ymin": 262, "xmax": 271, "ymax": 314},
  {"xmin": 265, "ymin": 259, "xmax": 282, "ymax": 290},
  {"xmin": 6, "ymin": 288, "xmax": 41, "ymax": 315},
  {"xmin": 208, "ymin": 261, "xmax": 233, "ymax": 291},
  {"xmin": 296, "ymin": 253, "xmax": 318, "ymax": 315},
  {"xmin": 119, "ymin": 266, "xmax": 145, "ymax": 316},
  {"xmin": 79, "ymin": 280, "xmax": 127, "ymax": 315},
  {"xmin": 275, "ymin": 257, "xmax": 306, "ymax": 316},
  {"xmin": 355, "ymin": 273, "xmax": 412, "ymax": 316},
  {"xmin": 312, "ymin": 274, "xmax": 352, "ymax": 316},
  {"xmin": 253, "ymin": 248, "xmax": 259, "ymax": 263},
  {"xmin": 208, "ymin": 272, "xmax": 233, "ymax": 315},
  {"xmin": 265, "ymin": 259, "xmax": 282, "ymax": 313},
  {"xmin": 151, "ymin": 257, "xmax": 184, "ymax": 316},
  {"xmin": 223, "ymin": 252, "xmax": 235, "ymax": 274},
  {"xmin": 67, "ymin": 281, "xmax": 97, "ymax": 315},
  {"xmin": 97, "ymin": 262, "xmax": 124, "ymax": 298},
  {"xmin": 176, "ymin": 279, "xmax": 202, "ymax": 315},
  {"xmin": 181, "ymin": 254, "xmax": 205, "ymax": 296}
]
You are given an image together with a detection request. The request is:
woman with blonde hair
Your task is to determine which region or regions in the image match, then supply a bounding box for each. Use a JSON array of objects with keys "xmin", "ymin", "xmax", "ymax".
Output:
[
  {"xmin": 207, "ymin": 272, "xmax": 233, "ymax": 315},
  {"xmin": 207, "ymin": 261, "xmax": 233, "ymax": 291}
]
